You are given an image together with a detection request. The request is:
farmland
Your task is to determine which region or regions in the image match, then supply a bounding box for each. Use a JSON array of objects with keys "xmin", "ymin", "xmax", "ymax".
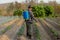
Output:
[
  {"xmin": 0, "ymin": 16, "xmax": 60, "ymax": 40},
  {"xmin": 0, "ymin": 0, "xmax": 60, "ymax": 40}
]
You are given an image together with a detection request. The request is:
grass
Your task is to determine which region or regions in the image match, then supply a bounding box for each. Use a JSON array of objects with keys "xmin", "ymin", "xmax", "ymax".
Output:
[{"xmin": 1, "ymin": 26, "xmax": 11, "ymax": 34}]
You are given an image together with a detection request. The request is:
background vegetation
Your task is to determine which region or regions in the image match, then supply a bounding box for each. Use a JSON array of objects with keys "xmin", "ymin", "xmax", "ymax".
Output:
[{"xmin": 0, "ymin": 0, "xmax": 60, "ymax": 17}]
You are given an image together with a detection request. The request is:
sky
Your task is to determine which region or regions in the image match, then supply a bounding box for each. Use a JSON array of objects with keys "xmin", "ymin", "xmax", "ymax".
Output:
[{"xmin": 0, "ymin": 0, "xmax": 60, "ymax": 4}]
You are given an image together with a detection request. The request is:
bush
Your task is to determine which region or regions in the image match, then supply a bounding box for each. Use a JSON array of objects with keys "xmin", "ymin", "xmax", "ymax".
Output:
[
  {"xmin": 13, "ymin": 5, "xmax": 54, "ymax": 17},
  {"xmin": 13, "ymin": 9, "xmax": 23, "ymax": 16},
  {"xmin": 32, "ymin": 5, "xmax": 54, "ymax": 17},
  {"xmin": 32, "ymin": 6, "xmax": 45, "ymax": 17},
  {"xmin": 44, "ymin": 5, "xmax": 54, "ymax": 17}
]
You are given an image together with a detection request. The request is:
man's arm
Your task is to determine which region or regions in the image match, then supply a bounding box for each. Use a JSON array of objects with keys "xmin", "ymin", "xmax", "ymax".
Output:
[{"xmin": 30, "ymin": 11, "xmax": 38, "ymax": 22}]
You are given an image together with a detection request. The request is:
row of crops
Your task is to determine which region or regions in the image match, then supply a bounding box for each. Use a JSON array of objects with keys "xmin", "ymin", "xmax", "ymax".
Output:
[
  {"xmin": 16, "ymin": 23, "xmax": 41, "ymax": 40},
  {"xmin": 0, "ymin": 16, "xmax": 19, "ymax": 35},
  {"xmin": 48, "ymin": 17, "xmax": 60, "ymax": 24},
  {"xmin": 0, "ymin": 25, "xmax": 12, "ymax": 34},
  {"xmin": 0, "ymin": 16, "xmax": 18, "ymax": 25},
  {"xmin": 16, "ymin": 18, "xmax": 60, "ymax": 40},
  {"xmin": 38, "ymin": 18, "xmax": 60, "ymax": 40},
  {"xmin": 13, "ymin": 5, "xmax": 54, "ymax": 18}
]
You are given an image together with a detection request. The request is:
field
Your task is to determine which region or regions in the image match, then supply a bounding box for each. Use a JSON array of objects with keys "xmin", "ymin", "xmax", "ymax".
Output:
[{"xmin": 0, "ymin": 16, "xmax": 60, "ymax": 40}]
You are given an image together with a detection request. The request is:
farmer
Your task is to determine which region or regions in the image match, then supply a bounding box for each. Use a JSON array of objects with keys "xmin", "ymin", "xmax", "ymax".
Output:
[{"xmin": 23, "ymin": 5, "xmax": 38, "ymax": 39}]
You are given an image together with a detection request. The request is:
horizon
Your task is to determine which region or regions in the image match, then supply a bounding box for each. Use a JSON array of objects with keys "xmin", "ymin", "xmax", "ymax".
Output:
[{"xmin": 0, "ymin": 0, "xmax": 60, "ymax": 4}]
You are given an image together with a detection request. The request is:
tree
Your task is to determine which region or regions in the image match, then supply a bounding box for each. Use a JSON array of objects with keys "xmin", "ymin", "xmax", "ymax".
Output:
[
  {"xmin": 0, "ymin": 9, "xmax": 2, "ymax": 15},
  {"xmin": 14, "ymin": 1, "xmax": 21, "ymax": 9},
  {"xmin": 6, "ymin": 3, "xmax": 14, "ymax": 15},
  {"xmin": 13, "ymin": 9, "xmax": 23, "ymax": 16},
  {"xmin": 44, "ymin": 5, "xmax": 54, "ymax": 17},
  {"xmin": 32, "ymin": 5, "xmax": 54, "ymax": 17},
  {"xmin": 40, "ymin": 0, "xmax": 44, "ymax": 5},
  {"xmin": 32, "ymin": 5, "xmax": 45, "ymax": 17},
  {"xmin": 29, "ymin": 0, "xmax": 36, "ymax": 6}
]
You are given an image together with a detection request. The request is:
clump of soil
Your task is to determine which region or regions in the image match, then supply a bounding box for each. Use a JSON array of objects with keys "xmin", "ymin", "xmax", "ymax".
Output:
[{"xmin": 0, "ymin": 35, "xmax": 10, "ymax": 40}]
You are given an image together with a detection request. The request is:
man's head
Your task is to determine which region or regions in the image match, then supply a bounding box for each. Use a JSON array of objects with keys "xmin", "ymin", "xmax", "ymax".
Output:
[{"xmin": 28, "ymin": 5, "xmax": 32, "ymax": 11}]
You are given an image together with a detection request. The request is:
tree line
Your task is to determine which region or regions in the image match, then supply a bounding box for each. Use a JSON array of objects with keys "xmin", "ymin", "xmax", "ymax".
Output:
[{"xmin": 0, "ymin": 0, "xmax": 60, "ymax": 17}]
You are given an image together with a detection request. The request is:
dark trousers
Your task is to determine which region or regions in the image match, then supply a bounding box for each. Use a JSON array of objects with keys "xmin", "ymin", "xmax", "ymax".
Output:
[{"xmin": 25, "ymin": 20, "xmax": 33, "ymax": 38}]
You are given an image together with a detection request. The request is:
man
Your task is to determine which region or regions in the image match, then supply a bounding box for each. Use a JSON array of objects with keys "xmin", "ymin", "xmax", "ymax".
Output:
[{"xmin": 23, "ymin": 5, "xmax": 38, "ymax": 39}]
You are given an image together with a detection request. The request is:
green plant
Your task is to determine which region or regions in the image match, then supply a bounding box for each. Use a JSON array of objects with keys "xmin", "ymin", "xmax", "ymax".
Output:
[
  {"xmin": 34, "ymin": 25, "xmax": 41, "ymax": 40},
  {"xmin": 6, "ymin": 26, "xmax": 11, "ymax": 30},
  {"xmin": 1, "ymin": 30, "xmax": 6, "ymax": 33},
  {"xmin": 44, "ymin": 5, "xmax": 54, "ymax": 17},
  {"xmin": 50, "ymin": 29, "xmax": 58, "ymax": 37},
  {"xmin": 32, "ymin": 5, "xmax": 45, "ymax": 17},
  {"xmin": 1, "ymin": 26, "xmax": 11, "ymax": 34},
  {"xmin": 17, "ymin": 25, "xmax": 25, "ymax": 36},
  {"xmin": 32, "ymin": 5, "xmax": 54, "ymax": 18},
  {"xmin": 13, "ymin": 9, "xmax": 23, "ymax": 16}
]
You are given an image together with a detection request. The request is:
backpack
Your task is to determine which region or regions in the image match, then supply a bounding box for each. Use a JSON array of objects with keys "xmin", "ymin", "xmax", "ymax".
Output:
[{"xmin": 23, "ymin": 10, "xmax": 30, "ymax": 20}]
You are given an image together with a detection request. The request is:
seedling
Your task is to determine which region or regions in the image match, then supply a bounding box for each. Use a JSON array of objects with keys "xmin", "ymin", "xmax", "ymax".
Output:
[
  {"xmin": 1, "ymin": 26, "xmax": 11, "ymax": 34},
  {"xmin": 34, "ymin": 25, "xmax": 41, "ymax": 40},
  {"xmin": 17, "ymin": 25, "xmax": 25, "ymax": 36},
  {"xmin": 50, "ymin": 28, "xmax": 58, "ymax": 37}
]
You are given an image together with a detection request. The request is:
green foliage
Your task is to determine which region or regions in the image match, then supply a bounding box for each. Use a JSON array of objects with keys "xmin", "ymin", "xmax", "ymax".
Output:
[
  {"xmin": 32, "ymin": 5, "xmax": 54, "ymax": 17},
  {"xmin": 17, "ymin": 25, "xmax": 25, "ymax": 36},
  {"xmin": 6, "ymin": 26, "xmax": 11, "ymax": 30},
  {"xmin": 1, "ymin": 26, "xmax": 11, "ymax": 34},
  {"xmin": 34, "ymin": 25, "xmax": 41, "ymax": 40},
  {"xmin": 1, "ymin": 30, "xmax": 6, "ymax": 33},
  {"xmin": 13, "ymin": 9, "xmax": 23, "ymax": 16},
  {"xmin": 13, "ymin": 5, "xmax": 54, "ymax": 17},
  {"xmin": 32, "ymin": 6, "xmax": 45, "ymax": 17},
  {"xmin": 44, "ymin": 5, "xmax": 54, "ymax": 17},
  {"xmin": 50, "ymin": 29, "xmax": 58, "ymax": 37},
  {"xmin": 35, "ymin": 27, "xmax": 41, "ymax": 40}
]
